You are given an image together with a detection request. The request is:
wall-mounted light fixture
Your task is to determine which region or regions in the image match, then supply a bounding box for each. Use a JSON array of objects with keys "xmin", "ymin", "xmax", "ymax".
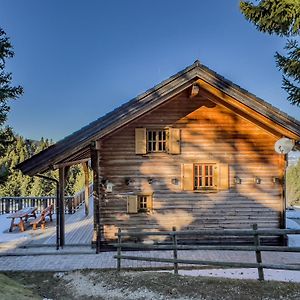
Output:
[
  {"xmin": 234, "ymin": 176, "xmax": 242, "ymax": 184},
  {"xmin": 272, "ymin": 177, "xmax": 280, "ymax": 184},
  {"xmin": 171, "ymin": 178, "xmax": 179, "ymax": 185},
  {"xmin": 254, "ymin": 177, "xmax": 261, "ymax": 184},
  {"xmin": 106, "ymin": 181, "xmax": 113, "ymax": 192},
  {"xmin": 125, "ymin": 178, "xmax": 135, "ymax": 185}
]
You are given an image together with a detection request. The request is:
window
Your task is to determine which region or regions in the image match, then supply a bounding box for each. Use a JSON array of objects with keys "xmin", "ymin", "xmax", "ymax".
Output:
[
  {"xmin": 147, "ymin": 130, "xmax": 167, "ymax": 152},
  {"xmin": 135, "ymin": 128, "xmax": 181, "ymax": 155},
  {"xmin": 138, "ymin": 195, "xmax": 152, "ymax": 212},
  {"xmin": 127, "ymin": 194, "xmax": 153, "ymax": 213},
  {"xmin": 182, "ymin": 162, "xmax": 229, "ymax": 191},
  {"xmin": 194, "ymin": 163, "xmax": 215, "ymax": 190}
]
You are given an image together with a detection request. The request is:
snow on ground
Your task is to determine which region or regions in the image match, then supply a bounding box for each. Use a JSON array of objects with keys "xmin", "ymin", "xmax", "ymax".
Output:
[
  {"xmin": 160, "ymin": 268, "xmax": 300, "ymax": 283},
  {"xmin": 0, "ymin": 214, "xmax": 30, "ymax": 249},
  {"xmin": 286, "ymin": 216, "xmax": 300, "ymax": 247},
  {"xmin": 286, "ymin": 208, "xmax": 300, "ymax": 219}
]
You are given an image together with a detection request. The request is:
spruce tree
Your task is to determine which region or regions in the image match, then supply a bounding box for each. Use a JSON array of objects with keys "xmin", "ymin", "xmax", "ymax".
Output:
[
  {"xmin": 240, "ymin": 0, "xmax": 300, "ymax": 106},
  {"xmin": 0, "ymin": 28, "xmax": 23, "ymax": 147}
]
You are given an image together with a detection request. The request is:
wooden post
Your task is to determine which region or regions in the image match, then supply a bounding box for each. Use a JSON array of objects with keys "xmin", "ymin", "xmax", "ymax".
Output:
[
  {"xmin": 58, "ymin": 166, "xmax": 69, "ymax": 248},
  {"xmin": 253, "ymin": 223, "xmax": 264, "ymax": 281},
  {"xmin": 91, "ymin": 141, "xmax": 101, "ymax": 250},
  {"xmin": 58, "ymin": 167, "xmax": 65, "ymax": 247},
  {"xmin": 172, "ymin": 226, "xmax": 179, "ymax": 275},
  {"xmin": 82, "ymin": 161, "xmax": 90, "ymax": 216},
  {"xmin": 117, "ymin": 228, "xmax": 122, "ymax": 271}
]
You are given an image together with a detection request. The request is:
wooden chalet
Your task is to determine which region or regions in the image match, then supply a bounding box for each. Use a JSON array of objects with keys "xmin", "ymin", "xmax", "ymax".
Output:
[{"xmin": 17, "ymin": 61, "xmax": 300, "ymax": 247}]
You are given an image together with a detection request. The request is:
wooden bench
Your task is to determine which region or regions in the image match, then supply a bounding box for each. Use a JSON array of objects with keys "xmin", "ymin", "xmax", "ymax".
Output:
[{"xmin": 30, "ymin": 205, "xmax": 53, "ymax": 230}]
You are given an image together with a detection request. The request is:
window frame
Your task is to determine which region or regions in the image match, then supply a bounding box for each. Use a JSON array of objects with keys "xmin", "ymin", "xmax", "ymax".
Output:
[
  {"xmin": 146, "ymin": 129, "xmax": 168, "ymax": 153},
  {"xmin": 193, "ymin": 163, "xmax": 216, "ymax": 191},
  {"xmin": 137, "ymin": 194, "xmax": 153, "ymax": 213}
]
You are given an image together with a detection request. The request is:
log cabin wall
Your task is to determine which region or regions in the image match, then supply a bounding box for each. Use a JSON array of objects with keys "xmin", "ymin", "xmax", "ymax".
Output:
[{"xmin": 98, "ymin": 88, "xmax": 285, "ymax": 242}]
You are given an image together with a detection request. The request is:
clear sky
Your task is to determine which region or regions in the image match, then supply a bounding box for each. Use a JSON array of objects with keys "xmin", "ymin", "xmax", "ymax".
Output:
[{"xmin": 1, "ymin": 0, "xmax": 300, "ymax": 141}]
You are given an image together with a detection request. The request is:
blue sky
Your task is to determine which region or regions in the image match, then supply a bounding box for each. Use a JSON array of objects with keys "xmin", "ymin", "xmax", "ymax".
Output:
[{"xmin": 1, "ymin": 0, "xmax": 299, "ymax": 141}]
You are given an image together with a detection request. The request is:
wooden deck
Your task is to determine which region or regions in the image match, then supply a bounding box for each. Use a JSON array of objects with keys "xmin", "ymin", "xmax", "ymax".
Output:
[{"xmin": 28, "ymin": 198, "xmax": 93, "ymax": 246}]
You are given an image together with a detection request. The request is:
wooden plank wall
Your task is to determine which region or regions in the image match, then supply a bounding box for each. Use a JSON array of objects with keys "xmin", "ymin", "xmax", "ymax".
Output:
[{"xmin": 98, "ymin": 88, "xmax": 285, "ymax": 242}]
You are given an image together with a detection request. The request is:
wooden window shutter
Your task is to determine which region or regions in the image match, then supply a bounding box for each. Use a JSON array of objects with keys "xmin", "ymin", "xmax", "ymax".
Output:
[
  {"xmin": 148, "ymin": 195, "xmax": 153, "ymax": 211},
  {"xmin": 168, "ymin": 128, "xmax": 181, "ymax": 154},
  {"xmin": 213, "ymin": 165, "xmax": 219, "ymax": 189},
  {"xmin": 127, "ymin": 195, "xmax": 138, "ymax": 213},
  {"xmin": 182, "ymin": 163, "xmax": 194, "ymax": 191},
  {"xmin": 218, "ymin": 163, "xmax": 229, "ymax": 190},
  {"xmin": 135, "ymin": 128, "xmax": 146, "ymax": 154}
]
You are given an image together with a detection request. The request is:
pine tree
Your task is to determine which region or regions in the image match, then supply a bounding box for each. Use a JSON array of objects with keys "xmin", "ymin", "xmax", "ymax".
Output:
[
  {"xmin": 240, "ymin": 0, "xmax": 300, "ymax": 106},
  {"xmin": 0, "ymin": 28, "xmax": 23, "ymax": 148}
]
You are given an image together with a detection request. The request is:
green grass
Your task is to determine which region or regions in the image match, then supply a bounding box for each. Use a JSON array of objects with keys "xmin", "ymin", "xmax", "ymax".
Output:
[{"xmin": 0, "ymin": 274, "xmax": 41, "ymax": 300}]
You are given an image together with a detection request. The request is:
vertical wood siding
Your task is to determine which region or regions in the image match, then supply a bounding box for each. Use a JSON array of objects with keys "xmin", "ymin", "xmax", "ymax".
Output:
[{"xmin": 97, "ymin": 89, "xmax": 285, "ymax": 241}]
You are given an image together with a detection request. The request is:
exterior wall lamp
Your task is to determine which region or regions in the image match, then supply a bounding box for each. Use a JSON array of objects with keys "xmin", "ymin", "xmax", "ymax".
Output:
[
  {"xmin": 172, "ymin": 178, "xmax": 179, "ymax": 185},
  {"xmin": 254, "ymin": 177, "xmax": 261, "ymax": 184},
  {"xmin": 106, "ymin": 181, "xmax": 113, "ymax": 192},
  {"xmin": 272, "ymin": 177, "xmax": 280, "ymax": 184},
  {"xmin": 234, "ymin": 176, "xmax": 242, "ymax": 184},
  {"xmin": 125, "ymin": 178, "xmax": 135, "ymax": 185}
]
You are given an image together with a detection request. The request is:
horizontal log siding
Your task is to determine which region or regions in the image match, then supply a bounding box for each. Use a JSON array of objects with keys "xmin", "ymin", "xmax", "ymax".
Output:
[{"xmin": 98, "ymin": 92, "xmax": 285, "ymax": 241}]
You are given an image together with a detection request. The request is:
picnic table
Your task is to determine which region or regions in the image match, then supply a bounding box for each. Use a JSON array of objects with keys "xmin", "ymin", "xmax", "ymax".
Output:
[{"xmin": 7, "ymin": 207, "xmax": 37, "ymax": 232}]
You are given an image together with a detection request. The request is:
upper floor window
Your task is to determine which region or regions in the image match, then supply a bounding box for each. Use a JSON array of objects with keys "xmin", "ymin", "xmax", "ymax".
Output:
[
  {"xmin": 147, "ymin": 130, "xmax": 167, "ymax": 152},
  {"xmin": 135, "ymin": 127, "xmax": 181, "ymax": 155}
]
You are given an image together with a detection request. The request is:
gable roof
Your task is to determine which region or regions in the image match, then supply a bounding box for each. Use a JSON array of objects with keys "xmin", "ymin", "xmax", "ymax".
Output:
[{"xmin": 17, "ymin": 60, "xmax": 300, "ymax": 176}]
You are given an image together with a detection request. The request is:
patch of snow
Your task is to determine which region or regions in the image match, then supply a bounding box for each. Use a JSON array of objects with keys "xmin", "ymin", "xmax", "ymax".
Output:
[
  {"xmin": 288, "ymin": 235, "xmax": 300, "ymax": 247},
  {"xmin": 286, "ymin": 218, "xmax": 300, "ymax": 247},
  {"xmin": 0, "ymin": 214, "xmax": 30, "ymax": 249},
  {"xmin": 159, "ymin": 268, "xmax": 300, "ymax": 283},
  {"xmin": 286, "ymin": 218, "xmax": 300, "ymax": 230},
  {"xmin": 286, "ymin": 209, "xmax": 300, "ymax": 219}
]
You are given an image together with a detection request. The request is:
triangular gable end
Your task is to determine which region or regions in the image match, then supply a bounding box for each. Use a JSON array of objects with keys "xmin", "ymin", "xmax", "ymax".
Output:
[{"xmin": 16, "ymin": 61, "xmax": 300, "ymax": 176}]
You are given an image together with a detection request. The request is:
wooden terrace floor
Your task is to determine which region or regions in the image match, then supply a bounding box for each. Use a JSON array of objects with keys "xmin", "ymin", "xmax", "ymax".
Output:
[{"xmin": 28, "ymin": 198, "xmax": 93, "ymax": 246}]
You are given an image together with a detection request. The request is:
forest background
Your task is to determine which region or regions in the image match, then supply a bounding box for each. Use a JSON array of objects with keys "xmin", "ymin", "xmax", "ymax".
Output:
[{"xmin": 0, "ymin": 128, "xmax": 85, "ymax": 197}]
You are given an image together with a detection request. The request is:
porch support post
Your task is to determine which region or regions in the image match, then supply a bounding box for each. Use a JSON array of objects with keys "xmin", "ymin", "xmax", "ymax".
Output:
[
  {"xmin": 82, "ymin": 161, "xmax": 90, "ymax": 216},
  {"xmin": 91, "ymin": 141, "xmax": 101, "ymax": 252},
  {"xmin": 58, "ymin": 166, "xmax": 69, "ymax": 248}
]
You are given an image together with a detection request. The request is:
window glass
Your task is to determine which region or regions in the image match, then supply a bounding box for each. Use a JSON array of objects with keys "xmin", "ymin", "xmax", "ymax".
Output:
[
  {"xmin": 194, "ymin": 164, "xmax": 215, "ymax": 190},
  {"xmin": 147, "ymin": 130, "xmax": 167, "ymax": 152}
]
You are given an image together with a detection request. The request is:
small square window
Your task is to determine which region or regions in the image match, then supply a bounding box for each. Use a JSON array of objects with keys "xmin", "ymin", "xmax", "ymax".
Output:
[
  {"xmin": 138, "ymin": 195, "xmax": 152, "ymax": 212},
  {"xmin": 147, "ymin": 129, "xmax": 167, "ymax": 152}
]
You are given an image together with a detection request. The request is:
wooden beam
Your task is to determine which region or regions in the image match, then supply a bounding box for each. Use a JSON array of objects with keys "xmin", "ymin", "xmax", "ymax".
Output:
[
  {"xmin": 90, "ymin": 144, "xmax": 101, "ymax": 252},
  {"xmin": 82, "ymin": 161, "xmax": 90, "ymax": 217},
  {"xmin": 53, "ymin": 158, "xmax": 90, "ymax": 170},
  {"xmin": 58, "ymin": 167, "xmax": 66, "ymax": 247}
]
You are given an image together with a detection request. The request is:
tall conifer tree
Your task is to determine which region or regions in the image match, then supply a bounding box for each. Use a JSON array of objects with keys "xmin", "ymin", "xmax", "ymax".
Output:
[
  {"xmin": 240, "ymin": 0, "xmax": 300, "ymax": 106},
  {"xmin": 0, "ymin": 28, "xmax": 23, "ymax": 148}
]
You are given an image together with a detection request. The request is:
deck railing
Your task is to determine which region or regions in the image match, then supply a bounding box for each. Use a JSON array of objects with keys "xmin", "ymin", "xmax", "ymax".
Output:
[
  {"xmin": 0, "ymin": 184, "xmax": 93, "ymax": 214},
  {"xmin": 114, "ymin": 224, "xmax": 300, "ymax": 281}
]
